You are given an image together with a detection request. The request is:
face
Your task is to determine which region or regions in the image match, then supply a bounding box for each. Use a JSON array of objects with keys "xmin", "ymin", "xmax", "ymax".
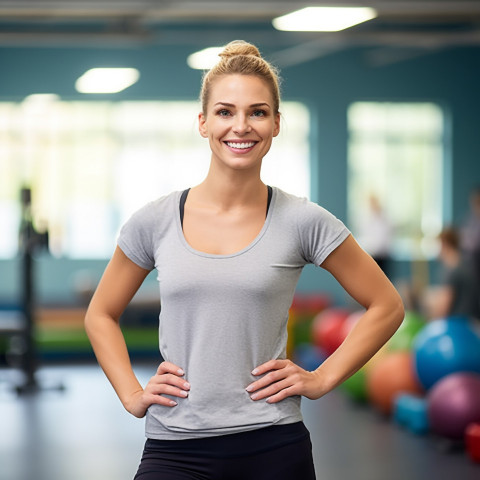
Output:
[{"xmin": 198, "ymin": 74, "xmax": 280, "ymax": 174}]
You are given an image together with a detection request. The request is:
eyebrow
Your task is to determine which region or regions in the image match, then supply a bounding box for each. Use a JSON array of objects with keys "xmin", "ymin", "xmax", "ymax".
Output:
[{"xmin": 214, "ymin": 102, "xmax": 271, "ymax": 108}]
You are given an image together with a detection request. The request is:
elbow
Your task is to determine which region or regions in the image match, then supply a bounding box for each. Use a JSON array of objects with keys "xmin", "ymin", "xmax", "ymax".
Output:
[
  {"xmin": 84, "ymin": 303, "xmax": 103, "ymax": 337},
  {"xmin": 390, "ymin": 292, "xmax": 405, "ymax": 332},
  {"xmin": 84, "ymin": 308, "xmax": 95, "ymax": 338},
  {"xmin": 84, "ymin": 304, "xmax": 119, "ymax": 338}
]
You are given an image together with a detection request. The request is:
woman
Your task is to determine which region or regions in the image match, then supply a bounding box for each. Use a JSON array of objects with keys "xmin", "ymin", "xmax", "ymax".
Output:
[
  {"xmin": 425, "ymin": 227, "xmax": 480, "ymax": 320},
  {"xmin": 85, "ymin": 40, "xmax": 404, "ymax": 479}
]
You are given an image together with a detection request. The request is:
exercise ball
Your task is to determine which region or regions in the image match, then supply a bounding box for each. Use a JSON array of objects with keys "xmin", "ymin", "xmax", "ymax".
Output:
[
  {"xmin": 428, "ymin": 373, "xmax": 480, "ymax": 439},
  {"xmin": 340, "ymin": 368, "xmax": 368, "ymax": 402},
  {"xmin": 312, "ymin": 308, "xmax": 351, "ymax": 356},
  {"xmin": 366, "ymin": 351, "xmax": 423, "ymax": 415},
  {"xmin": 413, "ymin": 318, "xmax": 480, "ymax": 390},
  {"xmin": 293, "ymin": 343, "xmax": 326, "ymax": 371},
  {"xmin": 388, "ymin": 311, "xmax": 425, "ymax": 352}
]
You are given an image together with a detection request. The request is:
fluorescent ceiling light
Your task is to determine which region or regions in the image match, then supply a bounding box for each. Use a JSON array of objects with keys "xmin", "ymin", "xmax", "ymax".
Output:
[
  {"xmin": 272, "ymin": 6, "xmax": 377, "ymax": 32},
  {"xmin": 187, "ymin": 47, "xmax": 223, "ymax": 70},
  {"xmin": 23, "ymin": 93, "xmax": 60, "ymax": 103},
  {"xmin": 75, "ymin": 68, "xmax": 140, "ymax": 94}
]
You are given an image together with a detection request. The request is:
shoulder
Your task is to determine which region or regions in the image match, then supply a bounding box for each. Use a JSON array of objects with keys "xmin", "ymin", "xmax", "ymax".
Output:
[
  {"xmin": 271, "ymin": 187, "xmax": 350, "ymax": 266},
  {"xmin": 118, "ymin": 190, "xmax": 181, "ymax": 246},
  {"xmin": 125, "ymin": 191, "xmax": 180, "ymax": 230},
  {"xmin": 117, "ymin": 191, "xmax": 181, "ymax": 270},
  {"xmin": 272, "ymin": 187, "xmax": 341, "ymax": 223}
]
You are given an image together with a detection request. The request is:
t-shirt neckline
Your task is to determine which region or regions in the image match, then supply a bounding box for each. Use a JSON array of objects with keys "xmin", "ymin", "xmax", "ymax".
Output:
[{"xmin": 174, "ymin": 187, "xmax": 277, "ymax": 259}]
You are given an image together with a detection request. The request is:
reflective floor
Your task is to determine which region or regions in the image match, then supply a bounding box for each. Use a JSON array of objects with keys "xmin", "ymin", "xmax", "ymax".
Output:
[{"xmin": 1, "ymin": 363, "xmax": 479, "ymax": 480}]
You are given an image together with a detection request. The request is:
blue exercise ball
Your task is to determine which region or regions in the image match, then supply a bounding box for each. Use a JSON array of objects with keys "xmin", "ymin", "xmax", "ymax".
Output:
[
  {"xmin": 293, "ymin": 343, "xmax": 326, "ymax": 371},
  {"xmin": 413, "ymin": 317, "xmax": 480, "ymax": 390}
]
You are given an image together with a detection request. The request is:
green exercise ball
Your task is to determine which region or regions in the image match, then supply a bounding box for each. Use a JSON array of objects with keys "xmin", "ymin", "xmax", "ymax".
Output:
[
  {"xmin": 388, "ymin": 311, "xmax": 426, "ymax": 352},
  {"xmin": 340, "ymin": 368, "xmax": 368, "ymax": 402}
]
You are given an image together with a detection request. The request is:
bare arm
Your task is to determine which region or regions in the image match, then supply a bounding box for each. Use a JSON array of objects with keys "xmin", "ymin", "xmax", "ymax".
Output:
[
  {"xmin": 247, "ymin": 235, "xmax": 404, "ymax": 402},
  {"xmin": 313, "ymin": 234, "xmax": 404, "ymax": 389},
  {"xmin": 85, "ymin": 246, "xmax": 190, "ymax": 418}
]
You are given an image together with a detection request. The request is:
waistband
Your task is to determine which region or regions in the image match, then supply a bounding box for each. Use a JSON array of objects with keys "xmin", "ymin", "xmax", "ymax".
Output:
[{"xmin": 144, "ymin": 421, "xmax": 310, "ymax": 459}]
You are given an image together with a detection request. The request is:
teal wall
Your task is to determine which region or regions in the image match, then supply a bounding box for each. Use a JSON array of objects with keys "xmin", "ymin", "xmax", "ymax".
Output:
[{"xmin": 1, "ymin": 43, "xmax": 479, "ymax": 306}]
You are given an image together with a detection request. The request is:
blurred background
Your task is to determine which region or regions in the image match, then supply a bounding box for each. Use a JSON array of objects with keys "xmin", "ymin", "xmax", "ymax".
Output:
[{"xmin": 1, "ymin": 1, "xmax": 480, "ymax": 479}]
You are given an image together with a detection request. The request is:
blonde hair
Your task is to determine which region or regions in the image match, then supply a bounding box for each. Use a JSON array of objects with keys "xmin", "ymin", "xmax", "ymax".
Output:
[{"xmin": 200, "ymin": 40, "xmax": 281, "ymax": 114}]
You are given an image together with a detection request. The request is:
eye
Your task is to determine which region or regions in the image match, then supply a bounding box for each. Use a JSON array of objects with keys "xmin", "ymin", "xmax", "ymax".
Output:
[
  {"xmin": 251, "ymin": 109, "xmax": 267, "ymax": 117},
  {"xmin": 216, "ymin": 108, "xmax": 231, "ymax": 117}
]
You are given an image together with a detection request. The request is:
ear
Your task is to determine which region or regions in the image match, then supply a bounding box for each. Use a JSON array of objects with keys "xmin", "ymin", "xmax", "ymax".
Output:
[
  {"xmin": 198, "ymin": 112, "xmax": 208, "ymax": 138},
  {"xmin": 273, "ymin": 113, "xmax": 281, "ymax": 137}
]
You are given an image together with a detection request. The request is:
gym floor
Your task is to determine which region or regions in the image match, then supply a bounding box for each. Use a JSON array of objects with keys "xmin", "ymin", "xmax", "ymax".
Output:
[{"xmin": 1, "ymin": 362, "xmax": 479, "ymax": 480}]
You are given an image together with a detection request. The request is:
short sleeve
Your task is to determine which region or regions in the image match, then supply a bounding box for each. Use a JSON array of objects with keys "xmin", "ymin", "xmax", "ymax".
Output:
[
  {"xmin": 117, "ymin": 203, "xmax": 157, "ymax": 271},
  {"xmin": 296, "ymin": 198, "xmax": 351, "ymax": 267}
]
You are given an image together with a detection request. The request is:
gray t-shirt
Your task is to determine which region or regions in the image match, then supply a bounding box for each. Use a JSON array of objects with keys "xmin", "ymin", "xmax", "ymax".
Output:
[{"xmin": 118, "ymin": 187, "xmax": 350, "ymax": 440}]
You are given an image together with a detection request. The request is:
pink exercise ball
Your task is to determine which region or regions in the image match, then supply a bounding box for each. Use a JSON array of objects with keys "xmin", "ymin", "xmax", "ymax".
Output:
[{"xmin": 428, "ymin": 372, "xmax": 480, "ymax": 439}]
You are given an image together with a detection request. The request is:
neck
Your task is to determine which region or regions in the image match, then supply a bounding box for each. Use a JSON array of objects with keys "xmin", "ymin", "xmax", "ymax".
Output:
[{"xmin": 193, "ymin": 166, "xmax": 266, "ymax": 211}]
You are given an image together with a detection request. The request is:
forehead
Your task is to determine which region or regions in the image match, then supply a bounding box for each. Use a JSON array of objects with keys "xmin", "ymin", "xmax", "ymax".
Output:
[{"xmin": 208, "ymin": 74, "xmax": 273, "ymax": 106}]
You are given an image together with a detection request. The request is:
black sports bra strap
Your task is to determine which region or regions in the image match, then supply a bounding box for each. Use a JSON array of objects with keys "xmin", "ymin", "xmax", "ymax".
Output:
[
  {"xmin": 179, "ymin": 188, "xmax": 190, "ymax": 227},
  {"xmin": 267, "ymin": 185, "xmax": 273, "ymax": 213}
]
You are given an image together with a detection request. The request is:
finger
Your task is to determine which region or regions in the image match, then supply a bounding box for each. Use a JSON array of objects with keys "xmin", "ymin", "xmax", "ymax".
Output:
[
  {"xmin": 144, "ymin": 393, "xmax": 179, "ymax": 407},
  {"xmin": 251, "ymin": 359, "xmax": 288, "ymax": 376},
  {"xmin": 157, "ymin": 361, "xmax": 185, "ymax": 376},
  {"xmin": 265, "ymin": 385, "xmax": 298, "ymax": 404},
  {"xmin": 249, "ymin": 377, "xmax": 293, "ymax": 401},
  {"xmin": 151, "ymin": 373, "xmax": 190, "ymax": 390},
  {"xmin": 147, "ymin": 383, "xmax": 190, "ymax": 399},
  {"xmin": 246, "ymin": 369, "xmax": 287, "ymax": 393}
]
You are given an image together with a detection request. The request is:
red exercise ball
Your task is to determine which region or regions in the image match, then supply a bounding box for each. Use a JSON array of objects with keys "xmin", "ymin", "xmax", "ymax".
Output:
[
  {"xmin": 465, "ymin": 423, "xmax": 480, "ymax": 463},
  {"xmin": 366, "ymin": 351, "xmax": 424, "ymax": 415},
  {"xmin": 312, "ymin": 308, "xmax": 351, "ymax": 356}
]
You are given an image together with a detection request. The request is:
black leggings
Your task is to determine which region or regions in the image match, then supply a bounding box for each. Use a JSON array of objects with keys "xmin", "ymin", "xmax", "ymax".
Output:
[{"xmin": 134, "ymin": 423, "xmax": 316, "ymax": 480}]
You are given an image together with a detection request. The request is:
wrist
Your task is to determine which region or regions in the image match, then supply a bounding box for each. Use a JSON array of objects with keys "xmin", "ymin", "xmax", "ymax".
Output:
[
  {"xmin": 122, "ymin": 388, "xmax": 146, "ymax": 418},
  {"xmin": 311, "ymin": 367, "xmax": 338, "ymax": 396}
]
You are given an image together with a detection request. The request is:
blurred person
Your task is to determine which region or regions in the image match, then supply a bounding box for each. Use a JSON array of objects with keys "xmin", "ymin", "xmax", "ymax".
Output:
[
  {"xmin": 461, "ymin": 186, "xmax": 480, "ymax": 283},
  {"xmin": 357, "ymin": 194, "xmax": 393, "ymax": 276},
  {"xmin": 425, "ymin": 226, "xmax": 480, "ymax": 321}
]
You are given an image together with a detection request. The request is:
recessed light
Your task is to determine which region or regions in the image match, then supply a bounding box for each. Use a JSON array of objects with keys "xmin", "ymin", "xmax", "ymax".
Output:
[
  {"xmin": 75, "ymin": 68, "xmax": 140, "ymax": 94},
  {"xmin": 272, "ymin": 6, "xmax": 377, "ymax": 32},
  {"xmin": 187, "ymin": 47, "xmax": 223, "ymax": 70}
]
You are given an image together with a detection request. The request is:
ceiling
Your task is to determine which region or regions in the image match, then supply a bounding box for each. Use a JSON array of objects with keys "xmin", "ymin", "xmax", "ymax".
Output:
[{"xmin": 1, "ymin": 0, "xmax": 480, "ymax": 66}]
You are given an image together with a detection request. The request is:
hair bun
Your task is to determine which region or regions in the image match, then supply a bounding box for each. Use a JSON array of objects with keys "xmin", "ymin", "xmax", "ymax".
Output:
[{"xmin": 219, "ymin": 40, "xmax": 261, "ymax": 59}]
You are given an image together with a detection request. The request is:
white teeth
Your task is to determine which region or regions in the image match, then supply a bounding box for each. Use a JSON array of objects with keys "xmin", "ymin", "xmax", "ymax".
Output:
[{"xmin": 226, "ymin": 142, "xmax": 255, "ymax": 149}]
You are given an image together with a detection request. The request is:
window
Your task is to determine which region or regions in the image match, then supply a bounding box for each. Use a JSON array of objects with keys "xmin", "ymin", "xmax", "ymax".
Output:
[
  {"xmin": 0, "ymin": 100, "xmax": 310, "ymax": 259},
  {"xmin": 347, "ymin": 102, "xmax": 445, "ymax": 259}
]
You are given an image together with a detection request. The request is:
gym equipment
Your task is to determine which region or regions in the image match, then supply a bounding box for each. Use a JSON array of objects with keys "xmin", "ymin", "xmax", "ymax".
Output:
[
  {"xmin": 387, "ymin": 310, "xmax": 425, "ymax": 352},
  {"xmin": 288, "ymin": 293, "xmax": 331, "ymax": 353},
  {"xmin": 340, "ymin": 368, "xmax": 368, "ymax": 402},
  {"xmin": 3, "ymin": 187, "xmax": 54, "ymax": 393},
  {"xmin": 293, "ymin": 343, "xmax": 326, "ymax": 371},
  {"xmin": 413, "ymin": 317, "xmax": 480, "ymax": 390},
  {"xmin": 366, "ymin": 351, "xmax": 423, "ymax": 415},
  {"xmin": 393, "ymin": 393, "xmax": 429, "ymax": 434},
  {"xmin": 427, "ymin": 372, "xmax": 480, "ymax": 439},
  {"xmin": 465, "ymin": 423, "xmax": 480, "ymax": 463},
  {"xmin": 312, "ymin": 307, "xmax": 350, "ymax": 356}
]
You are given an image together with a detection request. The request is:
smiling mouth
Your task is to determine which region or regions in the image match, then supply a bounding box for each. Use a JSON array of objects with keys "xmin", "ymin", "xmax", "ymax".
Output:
[{"xmin": 225, "ymin": 141, "xmax": 257, "ymax": 149}]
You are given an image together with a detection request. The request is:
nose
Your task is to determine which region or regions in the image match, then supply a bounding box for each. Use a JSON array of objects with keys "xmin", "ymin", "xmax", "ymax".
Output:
[{"xmin": 232, "ymin": 113, "xmax": 251, "ymax": 135}]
